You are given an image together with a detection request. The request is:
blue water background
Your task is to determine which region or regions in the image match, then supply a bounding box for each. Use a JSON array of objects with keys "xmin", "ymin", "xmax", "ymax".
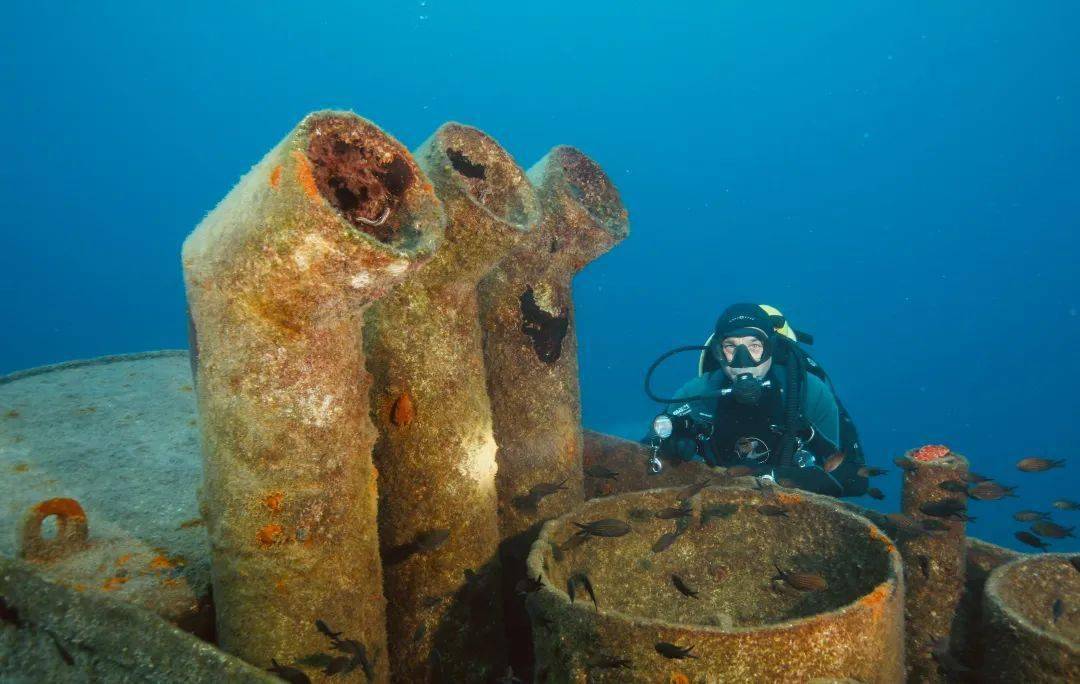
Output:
[{"xmin": 2, "ymin": 2, "xmax": 1077, "ymax": 553}]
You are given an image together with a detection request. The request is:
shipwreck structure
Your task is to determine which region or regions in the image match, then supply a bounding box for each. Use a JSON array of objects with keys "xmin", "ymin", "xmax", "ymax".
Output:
[{"xmin": 0, "ymin": 110, "xmax": 1075, "ymax": 683}]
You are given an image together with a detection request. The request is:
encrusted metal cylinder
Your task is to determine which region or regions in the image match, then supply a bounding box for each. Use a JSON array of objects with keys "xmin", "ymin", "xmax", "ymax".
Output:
[
  {"xmin": 526, "ymin": 485, "xmax": 905, "ymax": 682},
  {"xmin": 583, "ymin": 429, "xmax": 717, "ymax": 500},
  {"xmin": 477, "ymin": 146, "xmax": 628, "ymax": 673},
  {"xmin": 182, "ymin": 111, "xmax": 443, "ymax": 681},
  {"xmin": 898, "ymin": 444, "xmax": 970, "ymax": 682},
  {"xmin": 362, "ymin": 122, "xmax": 540, "ymax": 682},
  {"xmin": 981, "ymin": 553, "xmax": 1079, "ymax": 682}
]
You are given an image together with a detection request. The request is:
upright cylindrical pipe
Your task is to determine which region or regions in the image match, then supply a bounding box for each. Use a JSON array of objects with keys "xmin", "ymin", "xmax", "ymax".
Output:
[
  {"xmin": 183, "ymin": 111, "xmax": 444, "ymax": 681},
  {"xmin": 362, "ymin": 123, "xmax": 540, "ymax": 682},
  {"xmin": 477, "ymin": 146, "xmax": 629, "ymax": 674},
  {"xmin": 898, "ymin": 444, "xmax": 970, "ymax": 682}
]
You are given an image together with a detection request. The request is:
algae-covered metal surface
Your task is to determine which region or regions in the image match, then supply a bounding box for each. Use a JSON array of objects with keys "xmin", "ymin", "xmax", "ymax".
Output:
[
  {"xmin": 981, "ymin": 553, "xmax": 1079, "ymax": 683},
  {"xmin": 183, "ymin": 110, "xmax": 444, "ymax": 681},
  {"xmin": 0, "ymin": 556, "xmax": 273, "ymax": 683},
  {"xmin": 526, "ymin": 485, "xmax": 905, "ymax": 682},
  {"xmin": 362, "ymin": 122, "xmax": 539, "ymax": 681},
  {"xmin": 0, "ymin": 351, "xmax": 211, "ymax": 634}
]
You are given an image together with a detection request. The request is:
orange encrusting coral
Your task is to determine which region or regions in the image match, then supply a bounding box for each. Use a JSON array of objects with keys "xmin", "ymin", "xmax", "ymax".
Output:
[
  {"xmin": 390, "ymin": 390, "xmax": 415, "ymax": 427},
  {"xmin": 912, "ymin": 444, "xmax": 951, "ymax": 462},
  {"xmin": 256, "ymin": 524, "xmax": 284, "ymax": 548},
  {"xmin": 102, "ymin": 576, "xmax": 129, "ymax": 591},
  {"xmin": 269, "ymin": 164, "xmax": 282, "ymax": 189},
  {"xmin": 32, "ymin": 497, "xmax": 87, "ymax": 521},
  {"xmin": 290, "ymin": 150, "xmax": 319, "ymax": 199},
  {"xmin": 263, "ymin": 492, "xmax": 284, "ymax": 513}
]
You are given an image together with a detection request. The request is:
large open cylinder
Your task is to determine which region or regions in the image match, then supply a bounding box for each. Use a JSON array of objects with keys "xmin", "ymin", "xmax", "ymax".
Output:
[
  {"xmin": 477, "ymin": 146, "xmax": 628, "ymax": 673},
  {"xmin": 526, "ymin": 485, "xmax": 905, "ymax": 682},
  {"xmin": 182, "ymin": 111, "xmax": 443, "ymax": 680},
  {"xmin": 362, "ymin": 122, "xmax": 540, "ymax": 682},
  {"xmin": 898, "ymin": 444, "xmax": 970, "ymax": 681},
  {"xmin": 981, "ymin": 553, "xmax": 1078, "ymax": 682}
]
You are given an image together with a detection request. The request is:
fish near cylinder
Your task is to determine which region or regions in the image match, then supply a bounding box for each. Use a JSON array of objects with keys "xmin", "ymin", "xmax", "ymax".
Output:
[
  {"xmin": 898, "ymin": 444, "xmax": 970, "ymax": 682},
  {"xmin": 981, "ymin": 553, "xmax": 1079, "ymax": 682},
  {"xmin": 182, "ymin": 111, "xmax": 443, "ymax": 680},
  {"xmin": 526, "ymin": 486, "xmax": 905, "ymax": 682},
  {"xmin": 477, "ymin": 146, "xmax": 628, "ymax": 672},
  {"xmin": 362, "ymin": 123, "xmax": 541, "ymax": 682}
]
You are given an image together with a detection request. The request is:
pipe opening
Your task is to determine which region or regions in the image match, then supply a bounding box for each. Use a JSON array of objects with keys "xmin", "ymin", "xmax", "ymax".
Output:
[
  {"xmin": 438, "ymin": 124, "xmax": 538, "ymax": 229},
  {"xmin": 520, "ymin": 285, "xmax": 568, "ymax": 364},
  {"xmin": 552, "ymin": 147, "xmax": 628, "ymax": 237},
  {"xmin": 306, "ymin": 114, "xmax": 418, "ymax": 244}
]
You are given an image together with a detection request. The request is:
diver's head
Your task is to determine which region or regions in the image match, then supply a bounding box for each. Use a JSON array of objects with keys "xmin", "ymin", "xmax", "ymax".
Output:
[{"xmin": 711, "ymin": 304, "xmax": 776, "ymax": 405}]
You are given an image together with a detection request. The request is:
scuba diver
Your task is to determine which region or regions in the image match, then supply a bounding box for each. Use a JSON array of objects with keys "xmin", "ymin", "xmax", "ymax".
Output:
[{"xmin": 642, "ymin": 303, "xmax": 869, "ymax": 497}]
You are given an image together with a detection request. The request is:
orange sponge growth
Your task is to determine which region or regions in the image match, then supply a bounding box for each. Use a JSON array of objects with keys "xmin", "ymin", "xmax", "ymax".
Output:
[{"xmin": 912, "ymin": 444, "xmax": 951, "ymax": 462}]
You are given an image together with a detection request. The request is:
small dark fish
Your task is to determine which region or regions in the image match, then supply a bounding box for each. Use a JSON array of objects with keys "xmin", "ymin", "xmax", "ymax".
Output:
[
  {"xmin": 652, "ymin": 531, "xmax": 679, "ymax": 553},
  {"xmin": 961, "ymin": 471, "xmax": 992, "ymax": 483},
  {"xmin": 529, "ymin": 478, "xmax": 569, "ymax": 499},
  {"xmin": 559, "ymin": 532, "xmax": 590, "ymax": 551},
  {"xmin": 1015, "ymin": 531, "xmax": 1050, "ymax": 549},
  {"xmin": 773, "ymin": 563, "xmax": 828, "ymax": 592},
  {"xmin": 1013, "ymin": 510, "xmax": 1051, "ymax": 522},
  {"xmin": 655, "ymin": 505, "xmax": 694, "ymax": 520},
  {"xmin": 920, "ymin": 498, "xmax": 967, "ymax": 518},
  {"xmin": 917, "ymin": 555, "xmax": 931, "ymax": 579},
  {"xmin": 1016, "ymin": 457, "xmax": 1066, "ymax": 472},
  {"xmin": 567, "ymin": 572, "xmax": 598, "ymax": 609},
  {"xmin": 700, "ymin": 503, "xmax": 738, "ymax": 525},
  {"xmin": 628, "ymin": 507, "xmax": 653, "ymax": 522},
  {"xmin": 268, "ymin": 659, "xmax": 312, "ymax": 684},
  {"xmin": 858, "ymin": 466, "xmax": 888, "ymax": 478},
  {"xmin": 412, "ymin": 624, "xmax": 426, "ymax": 642},
  {"xmin": 867, "ymin": 487, "xmax": 885, "ymax": 500},
  {"xmin": 589, "ymin": 654, "xmax": 633, "ymax": 669},
  {"xmin": 823, "ymin": 451, "xmax": 846, "ymax": 473},
  {"xmin": 758, "ymin": 504, "xmax": 789, "ymax": 517},
  {"xmin": 938, "ymin": 480, "xmax": 969, "ymax": 494},
  {"xmin": 776, "ymin": 477, "xmax": 801, "ymax": 488},
  {"xmin": 894, "ymin": 456, "xmax": 918, "ymax": 471},
  {"xmin": 515, "ymin": 574, "xmax": 543, "ymax": 595},
  {"xmin": 922, "ymin": 518, "xmax": 952, "ymax": 532},
  {"xmin": 1052, "ymin": 598, "xmax": 1064, "ymax": 623},
  {"xmin": 495, "ymin": 666, "xmax": 524, "ymax": 683},
  {"xmin": 1031, "ymin": 521, "xmax": 1075, "ymax": 539},
  {"xmin": 415, "ymin": 528, "xmax": 451, "ymax": 552},
  {"xmin": 584, "ymin": 464, "xmax": 619, "ymax": 480},
  {"xmin": 676, "ymin": 477, "xmax": 711, "ymax": 500},
  {"xmin": 654, "ymin": 642, "xmax": 699, "ymax": 660},
  {"xmin": 316, "ymin": 619, "xmax": 343, "ymax": 640},
  {"xmin": 1053, "ymin": 499, "xmax": 1080, "ymax": 511},
  {"xmin": 672, "ymin": 574, "xmax": 699, "ymax": 599},
  {"xmin": 573, "ymin": 518, "xmax": 631, "ymax": 537},
  {"xmin": 725, "ymin": 464, "xmax": 755, "ymax": 478},
  {"xmin": 968, "ymin": 482, "xmax": 1017, "ymax": 501},
  {"xmin": 885, "ymin": 513, "xmax": 925, "ymax": 537},
  {"xmin": 47, "ymin": 633, "xmax": 74, "ymax": 666}
]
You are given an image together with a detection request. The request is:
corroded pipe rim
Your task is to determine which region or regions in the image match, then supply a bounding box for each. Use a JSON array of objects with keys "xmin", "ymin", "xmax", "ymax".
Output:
[
  {"xmin": 544, "ymin": 145, "xmax": 629, "ymax": 238},
  {"xmin": 984, "ymin": 552, "xmax": 1079, "ymax": 651},
  {"xmin": 300, "ymin": 110, "xmax": 443, "ymax": 260},
  {"xmin": 431, "ymin": 121, "xmax": 542, "ymax": 233},
  {"xmin": 0, "ymin": 350, "xmax": 190, "ymax": 385},
  {"xmin": 526, "ymin": 485, "xmax": 903, "ymax": 635}
]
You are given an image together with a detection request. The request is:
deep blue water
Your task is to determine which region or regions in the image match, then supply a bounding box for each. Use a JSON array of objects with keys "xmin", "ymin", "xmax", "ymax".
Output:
[{"xmin": 2, "ymin": 2, "xmax": 1077, "ymax": 553}]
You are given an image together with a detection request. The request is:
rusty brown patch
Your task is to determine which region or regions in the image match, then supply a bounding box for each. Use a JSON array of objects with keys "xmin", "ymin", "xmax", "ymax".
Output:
[
  {"xmin": 291, "ymin": 150, "xmax": 320, "ymax": 199},
  {"xmin": 102, "ymin": 577, "xmax": 128, "ymax": 591},
  {"xmin": 264, "ymin": 491, "xmax": 285, "ymax": 513},
  {"xmin": 257, "ymin": 524, "xmax": 284, "ymax": 548},
  {"xmin": 269, "ymin": 164, "xmax": 283, "ymax": 188},
  {"xmin": 391, "ymin": 390, "xmax": 415, "ymax": 427},
  {"xmin": 177, "ymin": 518, "xmax": 203, "ymax": 530}
]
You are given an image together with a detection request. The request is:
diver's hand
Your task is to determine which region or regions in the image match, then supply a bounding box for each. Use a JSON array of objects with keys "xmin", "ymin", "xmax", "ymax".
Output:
[{"xmin": 772, "ymin": 465, "xmax": 843, "ymax": 497}]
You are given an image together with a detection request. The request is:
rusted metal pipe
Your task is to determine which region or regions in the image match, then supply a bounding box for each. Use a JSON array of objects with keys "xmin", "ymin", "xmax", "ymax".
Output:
[
  {"xmin": 362, "ymin": 122, "xmax": 540, "ymax": 682},
  {"xmin": 477, "ymin": 146, "xmax": 628, "ymax": 674},
  {"xmin": 182, "ymin": 111, "xmax": 443, "ymax": 681},
  {"xmin": 898, "ymin": 444, "xmax": 970, "ymax": 682}
]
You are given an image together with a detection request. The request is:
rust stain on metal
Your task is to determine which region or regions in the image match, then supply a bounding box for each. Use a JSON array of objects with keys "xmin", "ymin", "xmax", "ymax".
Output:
[{"xmin": 390, "ymin": 389, "xmax": 415, "ymax": 427}]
